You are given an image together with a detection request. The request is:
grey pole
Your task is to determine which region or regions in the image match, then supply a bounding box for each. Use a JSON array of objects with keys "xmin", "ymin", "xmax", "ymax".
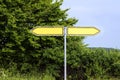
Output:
[{"xmin": 64, "ymin": 27, "xmax": 67, "ymax": 80}]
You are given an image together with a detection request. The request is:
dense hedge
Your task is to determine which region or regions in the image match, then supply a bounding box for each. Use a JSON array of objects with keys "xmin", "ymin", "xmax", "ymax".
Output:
[
  {"xmin": 66, "ymin": 48, "xmax": 120, "ymax": 80},
  {"xmin": 0, "ymin": 47, "xmax": 120, "ymax": 80}
]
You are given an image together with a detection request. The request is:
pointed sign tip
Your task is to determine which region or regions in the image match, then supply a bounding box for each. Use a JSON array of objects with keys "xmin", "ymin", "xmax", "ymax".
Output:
[{"xmin": 93, "ymin": 27, "xmax": 100, "ymax": 35}]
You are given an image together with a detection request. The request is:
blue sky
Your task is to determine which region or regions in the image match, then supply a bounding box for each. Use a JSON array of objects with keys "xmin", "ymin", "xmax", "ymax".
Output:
[{"xmin": 61, "ymin": 0, "xmax": 120, "ymax": 49}]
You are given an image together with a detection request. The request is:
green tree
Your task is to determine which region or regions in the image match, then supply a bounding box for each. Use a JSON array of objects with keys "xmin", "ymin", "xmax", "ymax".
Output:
[{"xmin": 0, "ymin": 0, "xmax": 86, "ymax": 79}]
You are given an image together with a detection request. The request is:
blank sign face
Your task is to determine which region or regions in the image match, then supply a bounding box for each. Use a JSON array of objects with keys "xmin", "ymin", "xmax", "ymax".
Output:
[
  {"xmin": 68, "ymin": 27, "xmax": 100, "ymax": 36},
  {"xmin": 31, "ymin": 27, "xmax": 63, "ymax": 36},
  {"xmin": 31, "ymin": 27, "xmax": 100, "ymax": 36}
]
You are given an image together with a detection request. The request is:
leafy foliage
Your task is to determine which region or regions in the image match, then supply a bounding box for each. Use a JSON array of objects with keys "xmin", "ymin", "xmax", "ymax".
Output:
[
  {"xmin": 0, "ymin": 0, "xmax": 84, "ymax": 79},
  {"xmin": 0, "ymin": 0, "xmax": 120, "ymax": 80}
]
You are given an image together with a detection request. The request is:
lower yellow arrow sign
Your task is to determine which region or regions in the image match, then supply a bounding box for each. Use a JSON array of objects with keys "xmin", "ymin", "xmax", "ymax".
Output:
[{"xmin": 68, "ymin": 27, "xmax": 100, "ymax": 36}]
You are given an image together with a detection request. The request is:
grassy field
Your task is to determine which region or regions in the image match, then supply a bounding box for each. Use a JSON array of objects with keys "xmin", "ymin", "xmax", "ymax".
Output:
[
  {"xmin": 0, "ymin": 73, "xmax": 119, "ymax": 80},
  {"xmin": 89, "ymin": 77, "xmax": 120, "ymax": 80},
  {"xmin": 0, "ymin": 76, "xmax": 119, "ymax": 80},
  {"xmin": 0, "ymin": 74, "xmax": 55, "ymax": 80},
  {"xmin": 0, "ymin": 69, "xmax": 55, "ymax": 80}
]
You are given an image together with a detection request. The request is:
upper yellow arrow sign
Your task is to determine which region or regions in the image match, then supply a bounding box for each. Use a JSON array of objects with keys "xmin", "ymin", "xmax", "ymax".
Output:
[
  {"xmin": 68, "ymin": 27, "xmax": 100, "ymax": 36},
  {"xmin": 31, "ymin": 26, "xmax": 100, "ymax": 36}
]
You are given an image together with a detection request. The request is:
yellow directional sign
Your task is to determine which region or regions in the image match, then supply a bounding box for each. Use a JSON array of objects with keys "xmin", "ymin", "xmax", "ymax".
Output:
[
  {"xmin": 30, "ymin": 26, "xmax": 100, "ymax": 80},
  {"xmin": 31, "ymin": 27, "xmax": 63, "ymax": 36},
  {"xmin": 31, "ymin": 26, "xmax": 100, "ymax": 36},
  {"xmin": 68, "ymin": 27, "xmax": 100, "ymax": 36}
]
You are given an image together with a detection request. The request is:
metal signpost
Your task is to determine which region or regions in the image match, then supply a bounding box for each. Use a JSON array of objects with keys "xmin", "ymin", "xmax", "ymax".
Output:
[
  {"xmin": 31, "ymin": 26, "xmax": 100, "ymax": 80},
  {"xmin": 64, "ymin": 27, "xmax": 67, "ymax": 80}
]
